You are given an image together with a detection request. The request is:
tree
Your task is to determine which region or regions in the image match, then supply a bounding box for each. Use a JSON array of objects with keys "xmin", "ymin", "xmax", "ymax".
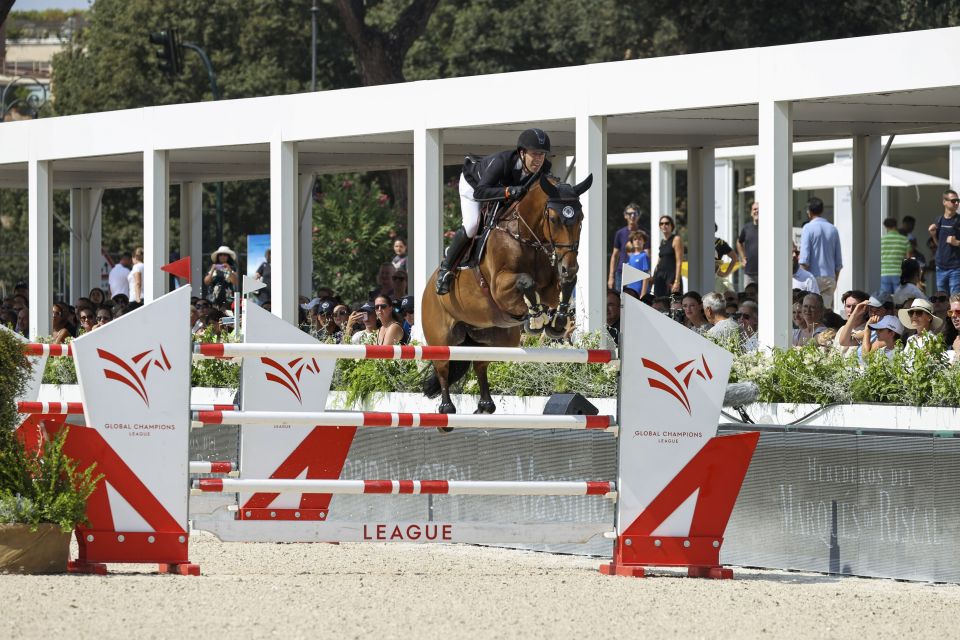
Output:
[{"xmin": 0, "ymin": 1, "xmax": 14, "ymax": 30}]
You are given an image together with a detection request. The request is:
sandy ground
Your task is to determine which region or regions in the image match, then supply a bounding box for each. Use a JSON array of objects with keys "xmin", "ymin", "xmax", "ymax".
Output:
[{"xmin": 1, "ymin": 534, "xmax": 958, "ymax": 640}]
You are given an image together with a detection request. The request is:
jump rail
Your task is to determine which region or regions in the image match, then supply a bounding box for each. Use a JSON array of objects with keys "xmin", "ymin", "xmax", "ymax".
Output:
[
  {"xmin": 192, "ymin": 410, "xmax": 616, "ymax": 432},
  {"xmin": 194, "ymin": 342, "xmax": 616, "ymax": 364},
  {"xmin": 193, "ymin": 478, "xmax": 617, "ymax": 497},
  {"xmin": 19, "ymin": 402, "xmax": 237, "ymax": 415}
]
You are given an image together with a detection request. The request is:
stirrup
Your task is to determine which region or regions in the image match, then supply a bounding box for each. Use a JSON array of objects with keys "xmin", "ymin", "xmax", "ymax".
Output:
[{"xmin": 436, "ymin": 269, "xmax": 455, "ymax": 295}]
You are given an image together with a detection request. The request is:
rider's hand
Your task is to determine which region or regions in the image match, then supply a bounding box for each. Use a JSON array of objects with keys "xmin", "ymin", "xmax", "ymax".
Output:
[{"xmin": 506, "ymin": 185, "xmax": 527, "ymax": 201}]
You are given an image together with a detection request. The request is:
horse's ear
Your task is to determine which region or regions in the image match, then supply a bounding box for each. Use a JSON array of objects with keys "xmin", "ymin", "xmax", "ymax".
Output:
[
  {"xmin": 574, "ymin": 174, "xmax": 593, "ymax": 196},
  {"xmin": 539, "ymin": 174, "xmax": 559, "ymax": 198}
]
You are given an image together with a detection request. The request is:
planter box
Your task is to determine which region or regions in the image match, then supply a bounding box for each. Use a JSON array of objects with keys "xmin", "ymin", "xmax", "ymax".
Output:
[
  {"xmin": 0, "ymin": 523, "xmax": 71, "ymax": 574},
  {"xmin": 745, "ymin": 402, "xmax": 960, "ymax": 432}
]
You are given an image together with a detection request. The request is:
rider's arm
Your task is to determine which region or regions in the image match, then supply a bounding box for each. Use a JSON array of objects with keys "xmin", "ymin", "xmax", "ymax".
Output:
[{"xmin": 471, "ymin": 152, "xmax": 513, "ymax": 201}]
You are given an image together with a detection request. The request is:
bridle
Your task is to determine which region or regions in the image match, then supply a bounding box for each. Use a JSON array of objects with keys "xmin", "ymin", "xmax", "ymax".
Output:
[{"xmin": 494, "ymin": 197, "xmax": 582, "ymax": 276}]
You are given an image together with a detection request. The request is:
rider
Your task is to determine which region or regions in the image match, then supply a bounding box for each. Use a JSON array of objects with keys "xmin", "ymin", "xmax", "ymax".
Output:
[{"xmin": 435, "ymin": 127, "xmax": 553, "ymax": 295}]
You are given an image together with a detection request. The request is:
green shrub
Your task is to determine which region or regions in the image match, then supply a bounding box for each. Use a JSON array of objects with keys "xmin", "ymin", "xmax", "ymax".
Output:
[{"xmin": 190, "ymin": 326, "xmax": 240, "ymax": 389}]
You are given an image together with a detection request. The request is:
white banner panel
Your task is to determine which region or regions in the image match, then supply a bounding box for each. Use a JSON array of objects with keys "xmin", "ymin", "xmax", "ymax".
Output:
[
  {"xmin": 240, "ymin": 301, "xmax": 336, "ymax": 509},
  {"xmin": 73, "ymin": 286, "xmax": 192, "ymax": 531},
  {"xmin": 617, "ymin": 295, "xmax": 731, "ymax": 536}
]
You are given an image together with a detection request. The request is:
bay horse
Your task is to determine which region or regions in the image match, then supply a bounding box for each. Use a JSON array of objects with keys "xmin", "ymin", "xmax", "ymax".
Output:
[{"xmin": 421, "ymin": 172, "xmax": 593, "ymax": 415}]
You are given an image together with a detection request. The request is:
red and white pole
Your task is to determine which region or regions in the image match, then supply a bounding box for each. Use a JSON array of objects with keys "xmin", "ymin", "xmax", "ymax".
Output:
[{"xmin": 194, "ymin": 478, "xmax": 616, "ymax": 497}]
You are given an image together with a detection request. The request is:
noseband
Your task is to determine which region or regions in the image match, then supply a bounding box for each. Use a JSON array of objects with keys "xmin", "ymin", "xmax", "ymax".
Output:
[{"xmin": 496, "ymin": 200, "xmax": 581, "ymax": 275}]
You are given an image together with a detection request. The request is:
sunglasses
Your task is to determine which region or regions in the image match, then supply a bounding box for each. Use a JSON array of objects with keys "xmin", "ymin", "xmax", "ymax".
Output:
[
  {"xmin": 196, "ymin": 304, "xmax": 209, "ymax": 309},
  {"xmin": 96, "ymin": 316, "xmax": 110, "ymax": 322},
  {"xmin": 79, "ymin": 315, "xmax": 94, "ymax": 323},
  {"xmin": 907, "ymin": 309, "xmax": 929, "ymax": 317},
  {"xmin": 659, "ymin": 221, "xmax": 672, "ymax": 226},
  {"xmin": 374, "ymin": 303, "xmax": 391, "ymax": 310},
  {"xmin": 930, "ymin": 296, "xmax": 948, "ymax": 303},
  {"xmin": 392, "ymin": 276, "xmax": 406, "ymax": 282},
  {"xmin": 945, "ymin": 199, "xmax": 960, "ymax": 204},
  {"xmin": 335, "ymin": 310, "xmax": 349, "ymax": 316}
]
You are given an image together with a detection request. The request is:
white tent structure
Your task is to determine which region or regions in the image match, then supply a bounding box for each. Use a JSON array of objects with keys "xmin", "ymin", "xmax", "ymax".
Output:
[
  {"xmin": 4, "ymin": 28, "xmax": 960, "ymax": 349},
  {"xmin": 739, "ymin": 160, "xmax": 949, "ymax": 191}
]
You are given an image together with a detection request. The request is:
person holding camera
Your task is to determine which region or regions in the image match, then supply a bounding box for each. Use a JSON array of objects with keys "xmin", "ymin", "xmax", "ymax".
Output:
[
  {"xmin": 204, "ymin": 246, "xmax": 239, "ymax": 308},
  {"xmin": 347, "ymin": 302, "xmax": 378, "ymax": 344}
]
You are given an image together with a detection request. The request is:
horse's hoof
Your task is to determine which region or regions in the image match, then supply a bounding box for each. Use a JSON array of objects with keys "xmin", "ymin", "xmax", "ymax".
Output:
[
  {"xmin": 438, "ymin": 402, "xmax": 456, "ymax": 414},
  {"xmin": 438, "ymin": 426, "xmax": 454, "ymax": 434},
  {"xmin": 475, "ymin": 400, "xmax": 496, "ymax": 414},
  {"xmin": 524, "ymin": 317, "xmax": 545, "ymax": 335}
]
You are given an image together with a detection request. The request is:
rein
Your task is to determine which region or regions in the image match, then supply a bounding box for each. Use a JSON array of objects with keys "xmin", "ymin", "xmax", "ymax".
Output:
[{"xmin": 494, "ymin": 200, "xmax": 580, "ymax": 269}]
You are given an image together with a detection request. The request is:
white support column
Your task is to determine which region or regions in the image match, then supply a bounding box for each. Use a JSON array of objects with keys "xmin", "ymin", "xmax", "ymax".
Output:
[
  {"xmin": 180, "ymin": 182, "xmax": 204, "ymax": 296},
  {"xmin": 85, "ymin": 189, "xmax": 103, "ymax": 294},
  {"xmin": 854, "ymin": 135, "xmax": 882, "ymax": 296},
  {"xmin": 69, "ymin": 188, "xmax": 84, "ymax": 303},
  {"xmin": 412, "ymin": 128, "xmax": 443, "ymax": 339},
  {"xmin": 834, "ymin": 149, "xmax": 854, "ymax": 299},
  {"xmin": 949, "ymin": 144, "xmax": 960, "ymax": 191},
  {"xmin": 270, "ymin": 138, "xmax": 299, "ymax": 324},
  {"xmin": 28, "ymin": 159, "xmax": 53, "ymax": 338},
  {"xmin": 715, "ymin": 159, "xmax": 735, "ymax": 256},
  {"xmin": 299, "ymin": 173, "xmax": 315, "ymax": 298},
  {"xmin": 757, "ymin": 101, "xmax": 793, "ymax": 350},
  {"xmin": 143, "ymin": 149, "xmax": 169, "ymax": 303},
  {"xmin": 686, "ymin": 147, "xmax": 716, "ymax": 294},
  {"xmin": 649, "ymin": 160, "xmax": 674, "ymax": 274},
  {"xmin": 406, "ymin": 165, "xmax": 415, "ymax": 281},
  {"xmin": 575, "ymin": 114, "xmax": 607, "ymax": 334}
]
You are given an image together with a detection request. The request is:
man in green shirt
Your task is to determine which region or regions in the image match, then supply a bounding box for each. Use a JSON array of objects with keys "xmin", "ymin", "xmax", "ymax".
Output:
[{"xmin": 880, "ymin": 217, "xmax": 910, "ymax": 297}]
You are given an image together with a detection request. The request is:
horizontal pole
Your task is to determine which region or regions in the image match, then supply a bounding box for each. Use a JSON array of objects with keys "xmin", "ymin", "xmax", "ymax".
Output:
[
  {"xmin": 194, "ymin": 478, "xmax": 616, "ymax": 497},
  {"xmin": 19, "ymin": 401, "xmax": 237, "ymax": 415},
  {"xmin": 189, "ymin": 461, "xmax": 236, "ymax": 474},
  {"xmin": 194, "ymin": 410, "xmax": 615, "ymax": 431},
  {"xmin": 24, "ymin": 343, "xmax": 72, "ymax": 356},
  {"xmin": 195, "ymin": 342, "xmax": 615, "ymax": 364}
]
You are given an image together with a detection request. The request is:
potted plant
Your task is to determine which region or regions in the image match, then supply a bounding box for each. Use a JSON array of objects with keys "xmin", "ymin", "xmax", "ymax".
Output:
[{"xmin": 0, "ymin": 327, "xmax": 101, "ymax": 574}]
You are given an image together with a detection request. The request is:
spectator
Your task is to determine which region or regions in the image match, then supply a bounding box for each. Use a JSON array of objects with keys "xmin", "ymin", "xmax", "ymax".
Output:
[
  {"xmin": 931, "ymin": 290, "xmax": 950, "ymax": 331},
  {"xmin": 861, "ymin": 315, "xmax": 905, "ymax": 362},
  {"xmin": 792, "ymin": 254, "xmax": 820, "ymax": 293},
  {"xmin": 88, "ymin": 288, "xmax": 106, "ymax": 307},
  {"xmin": 374, "ymin": 295, "xmax": 404, "ymax": 345},
  {"xmin": 653, "ymin": 216, "xmax": 684, "ymax": 296},
  {"xmin": 95, "ymin": 305, "xmax": 113, "ymax": 328},
  {"xmin": 899, "ymin": 298, "xmax": 943, "ymax": 352},
  {"xmin": 348, "ymin": 302, "xmax": 378, "ymax": 344},
  {"xmin": 606, "ymin": 289, "xmax": 621, "ymax": 344},
  {"xmin": 840, "ymin": 290, "xmax": 870, "ymax": 321},
  {"xmin": 189, "ymin": 303, "xmax": 201, "ymax": 333},
  {"xmin": 737, "ymin": 300, "xmax": 759, "ymax": 352},
  {"xmin": 112, "ymin": 293, "xmax": 130, "ymax": 317},
  {"xmin": 681, "ymin": 292, "xmax": 712, "ymax": 334},
  {"xmin": 799, "ymin": 197, "xmax": 843, "ymax": 310},
  {"xmin": 204, "ymin": 246, "xmax": 239, "ymax": 307},
  {"xmin": 880, "ymin": 217, "xmax": 911, "ymax": 296},
  {"xmin": 13, "ymin": 281, "xmax": 28, "ymax": 298},
  {"xmin": 78, "ymin": 308, "xmax": 95, "ymax": 334},
  {"xmin": 399, "ymin": 295, "xmax": 415, "ymax": 342},
  {"xmin": 737, "ymin": 201, "xmax": 760, "ymax": 286},
  {"xmin": 837, "ymin": 295, "xmax": 888, "ymax": 356},
  {"xmin": 333, "ymin": 303, "xmax": 352, "ymax": 341},
  {"xmin": 703, "ymin": 292, "xmax": 740, "ymax": 341},
  {"xmin": 392, "ymin": 238, "xmax": 408, "ymax": 272},
  {"xmin": 371, "ymin": 263, "xmax": 395, "ymax": 300},
  {"xmin": 624, "ymin": 230, "xmax": 651, "ymax": 297},
  {"xmin": 743, "ymin": 282, "xmax": 758, "ymax": 303},
  {"xmin": 651, "ymin": 297, "xmax": 671, "ymax": 314},
  {"xmin": 15, "ymin": 307, "xmax": 28, "ymax": 337},
  {"xmin": 714, "ymin": 224, "xmax": 737, "ymax": 292},
  {"xmin": 109, "ymin": 252, "xmax": 132, "ymax": 298},
  {"xmin": 793, "ymin": 293, "xmax": 828, "ymax": 346},
  {"xmin": 893, "ymin": 258, "xmax": 927, "ymax": 308},
  {"xmin": 50, "ymin": 302, "xmax": 75, "ymax": 344},
  {"xmin": 391, "ymin": 269, "xmax": 408, "ymax": 299},
  {"xmin": 128, "ymin": 247, "xmax": 145, "ymax": 303},
  {"xmin": 946, "ymin": 294, "xmax": 960, "ymax": 359},
  {"xmin": 608, "ymin": 203, "xmax": 640, "ymax": 291},
  {"xmin": 314, "ymin": 300, "xmax": 341, "ymax": 342},
  {"xmin": 254, "ymin": 249, "xmax": 271, "ymax": 306},
  {"xmin": 928, "ymin": 189, "xmax": 960, "ymax": 295},
  {"xmin": 193, "ymin": 300, "xmax": 212, "ymax": 332}
]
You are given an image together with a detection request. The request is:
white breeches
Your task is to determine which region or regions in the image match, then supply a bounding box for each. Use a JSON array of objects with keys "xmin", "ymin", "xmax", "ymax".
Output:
[{"xmin": 459, "ymin": 173, "xmax": 481, "ymax": 238}]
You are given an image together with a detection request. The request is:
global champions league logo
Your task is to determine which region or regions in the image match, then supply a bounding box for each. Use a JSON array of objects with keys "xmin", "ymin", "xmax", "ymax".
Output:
[
  {"xmin": 98, "ymin": 346, "xmax": 172, "ymax": 407},
  {"xmin": 641, "ymin": 355, "xmax": 713, "ymax": 415},
  {"xmin": 261, "ymin": 357, "xmax": 325, "ymax": 404}
]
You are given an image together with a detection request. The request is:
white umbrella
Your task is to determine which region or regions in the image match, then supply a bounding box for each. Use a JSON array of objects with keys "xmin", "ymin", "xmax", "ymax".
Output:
[{"xmin": 739, "ymin": 160, "xmax": 949, "ymax": 192}]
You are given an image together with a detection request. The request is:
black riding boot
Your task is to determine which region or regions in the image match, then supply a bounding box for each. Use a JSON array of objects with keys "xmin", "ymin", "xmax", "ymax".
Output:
[{"xmin": 436, "ymin": 226, "xmax": 471, "ymax": 296}]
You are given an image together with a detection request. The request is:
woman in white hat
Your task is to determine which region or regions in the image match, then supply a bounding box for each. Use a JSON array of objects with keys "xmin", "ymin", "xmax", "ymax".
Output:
[
  {"xmin": 203, "ymin": 245, "xmax": 239, "ymax": 306},
  {"xmin": 898, "ymin": 298, "xmax": 943, "ymax": 353}
]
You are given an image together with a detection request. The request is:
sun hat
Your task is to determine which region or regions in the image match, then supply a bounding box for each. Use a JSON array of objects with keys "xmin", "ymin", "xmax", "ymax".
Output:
[
  {"xmin": 868, "ymin": 315, "xmax": 904, "ymax": 336},
  {"xmin": 897, "ymin": 298, "xmax": 944, "ymax": 331},
  {"xmin": 210, "ymin": 245, "xmax": 237, "ymax": 262},
  {"xmin": 300, "ymin": 297, "xmax": 322, "ymax": 311}
]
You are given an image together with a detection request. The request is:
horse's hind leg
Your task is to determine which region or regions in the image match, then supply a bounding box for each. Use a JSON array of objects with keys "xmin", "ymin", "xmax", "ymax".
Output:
[{"xmin": 473, "ymin": 361, "xmax": 496, "ymax": 414}]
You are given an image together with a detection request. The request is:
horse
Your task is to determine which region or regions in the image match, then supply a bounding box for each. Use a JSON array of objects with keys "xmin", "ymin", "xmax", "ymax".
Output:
[{"xmin": 421, "ymin": 172, "xmax": 593, "ymax": 416}]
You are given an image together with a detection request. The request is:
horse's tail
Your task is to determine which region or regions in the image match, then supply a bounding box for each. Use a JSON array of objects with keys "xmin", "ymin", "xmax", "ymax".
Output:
[{"xmin": 422, "ymin": 337, "xmax": 477, "ymax": 399}]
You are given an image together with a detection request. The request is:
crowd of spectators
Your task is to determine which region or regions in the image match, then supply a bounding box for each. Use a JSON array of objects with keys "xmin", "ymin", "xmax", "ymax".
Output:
[{"xmin": 607, "ymin": 189, "xmax": 960, "ymax": 363}]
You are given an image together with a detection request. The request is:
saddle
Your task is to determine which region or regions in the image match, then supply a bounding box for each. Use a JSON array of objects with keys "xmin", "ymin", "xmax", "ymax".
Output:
[{"xmin": 456, "ymin": 201, "xmax": 501, "ymax": 271}]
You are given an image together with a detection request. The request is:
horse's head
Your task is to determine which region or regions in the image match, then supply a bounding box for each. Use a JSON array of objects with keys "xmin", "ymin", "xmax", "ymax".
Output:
[{"xmin": 534, "ymin": 173, "xmax": 593, "ymax": 284}]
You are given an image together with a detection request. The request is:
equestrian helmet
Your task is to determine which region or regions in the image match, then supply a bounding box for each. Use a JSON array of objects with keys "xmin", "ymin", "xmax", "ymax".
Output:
[{"xmin": 517, "ymin": 128, "xmax": 551, "ymax": 153}]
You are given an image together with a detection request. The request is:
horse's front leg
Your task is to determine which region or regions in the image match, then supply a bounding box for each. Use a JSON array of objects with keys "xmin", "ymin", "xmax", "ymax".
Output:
[
  {"xmin": 433, "ymin": 361, "xmax": 457, "ymax": 434},
  {"xmin": 544, "ymin": 276, "xmax": 576, "ymax": 340},
  {"xmin": 472, "ymin": 361, "xmax": 496, "ymax": 414}
]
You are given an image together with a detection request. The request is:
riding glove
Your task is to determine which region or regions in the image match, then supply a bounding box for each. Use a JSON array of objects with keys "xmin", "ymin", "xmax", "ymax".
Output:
[{"xmin": 506, "ymin": 185, "xmax": 527, "ymax": 201}]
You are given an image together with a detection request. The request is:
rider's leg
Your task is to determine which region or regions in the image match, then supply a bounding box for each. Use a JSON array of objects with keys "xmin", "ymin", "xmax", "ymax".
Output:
[{"xmin": 436, "ymin": 175, "xmax": 481, "ymax": 295}]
